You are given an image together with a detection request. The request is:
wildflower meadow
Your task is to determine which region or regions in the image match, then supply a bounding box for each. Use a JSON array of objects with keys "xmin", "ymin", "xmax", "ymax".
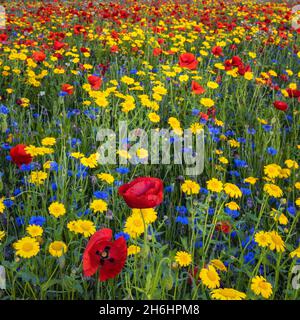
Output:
[{"xmin": 0, "ymin": 0, "xmax": 299, "ymax": 301}]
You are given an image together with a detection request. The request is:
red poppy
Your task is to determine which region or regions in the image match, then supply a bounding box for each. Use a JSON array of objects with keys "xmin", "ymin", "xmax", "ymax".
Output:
[
  {"xmin": 32, "ymin": 51, "xmax": 46, "ymax": 62},
  {"xmin": 216, "ymin": 221, "xmax": 231, "ymax": 234},
  {"xmin": 53, "ymin": 41, "xmax": 65, "ymax": 51},
  {"xmin": 231, "ymin": 55, "xmax": 243, "ymax": 67},
  {"xmin": 74, "ymin": 24, "xmax": 85, "ymax": 35},
  {"xmin": 118, "ymin": 177, "xmax": 164, "ymax": 209},
  {"xmin": 110, "ymin": 45, "xmax": 119, "ymax": 53},
  {"xmin": 178, "ymin": 53, "xmax": 198, "ymax": 70},
  {"xmin": 10, "ymin": 144, "xmax": 33, "ymax": 168},
  {"xmin": 211, "ymin": 46, "xmax": 223, "ymax": 56},
  {"xmin": 88, "ymin": 75, "xmax": 102, "ymax": 90},
  {"xmin": 191, "ymin": 81, "xmax": 205, "ymax": 94},
  {"xmin": 153, "ymin": 48, "xmax": 162, "ymax": 56},
  {"xmin": 83, "ymin": 228, "xmax": 127, "ymax": 282},
  {"xmin": 273, "ymin": 101, "xmax": 288, "ymax": 111},
  {"xmin": 0, "ymin": 33, "xmax": 8, "ymax": 42},
  {"xmin": 61, "ymin": 84, "xmax": 74, "ymax": 95},
  {"xmin": 287, "ymin": 88, "xmax": 300, "ymax": 98}
]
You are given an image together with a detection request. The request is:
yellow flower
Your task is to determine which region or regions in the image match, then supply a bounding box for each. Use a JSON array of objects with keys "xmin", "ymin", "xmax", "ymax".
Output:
[
  {"xmin": 28, "ymin": 171, "xmax": 48, "ymax": 185},
  {"xmin": 26, "ymin": 225, "xmax": 43, "ymax": 237},
  {"xmin": 200, "ymin": 97, "xmax": 214, "ymax": 108},
  {"xmin": 80, "ymin": 153, "xmax": 98, "ymax": 168},
  {"xmin": 264, "ymin": 164, "xmax": 282, "ymax": 179},
  {"xmin": 127, "ymin": 245, "xmax": 141, "ymax": 256},
  {"xmin": 131, "ymin": 208, "xmax": 157, "ymax": 224},
  {"xmin": 0, "ymin": 231, "xmax": 5, "ymax": 241},
  {"xmin": 263, "ymin": 184, "xmax": 283, "ymax": 198},
  {"xmin": 290, "ymin": 247, "xmax": 300, "ymax": 258},
  {"xmin": 206, "ymin": 178, "xmax": 223, "ymax": 193},
  {"xmin": 296, "ymin": 198, "xmax": 300, "ymax": 207},
  {"xmin": 121, "ymin": 76, "xmax": 135, "ymax": 85},
  {"xmin": 211, "ymin": 288, "xmax": 246, "ymax": 300},
  {"xmin": 268, "ymin": 231, "xmax": 285, "ymax": 252},
  {"xmin": 175, "ymin": 251, "xmax": 192, "ymax": 267},
  {"xmin": 225, "ymin": 201, "xmax": 240, "ymax": 211},
  {"xmin": 14, "ymin": 237, "xmax": 40, "ymax": 258},
  {"xmin": 244, "ymin": 72, "xmax": 253, "ymax": 80},
  {"xmin": 90, "ymin": 199, "xmax": 108, "ymax": 213},
  {"xmin": 148, "ymin": 112, "xmax": 160, "ymax": 123},
  {"xmin": 48, "ymin": 202, "xmax": 66, "ymax": 218},
  {"xmin": 218, "ymin": 156, "xmax": 228, "ymax": 164},
  {"xmin": 254, "ymin": 231, "xmax": 270, "ymax": 247},
  {"xmin": 49, "ymin": 241, "xmax": 68, "ymax": 257},
  {"xmin": 285, "ymin": 159, "xmax": 298, "ymax": 169},
  {"xmin": 0, "ymin": 198, "xmax": 5, "ymax": 214},
  {"xmin": 295, "ymin": 182, "xmax": 300, "ymax": 190},
  {"xmin": 224, "ymin": 183, "xmax": 242, "ymax": 198},
  {"xmin": 273, "ymin": 212, "xmax": 288, "ymax": 225},
  {"xmin": 97, "ymin": 173, "xmax": 114, "ymax": 184},
  {"xmin": 207, "ymin": 81, "xmax": 219, "ymax": 89},
  {"xmin": 136, "ymin": 148, "xmax": 148, "ymax": 159},
  {"xmin": 199, "ymin": 265, "xmax": 220, "ymax": 289},
  {"xmin": 181, "ymin": 180, "xmax": 200, "ymax": 195},
  {"xmin": 70, "ymin": 152, "xmax": 84, "ymax": 159},
  {"xmin": 190, "ymin": 123, "xmax": 203, "ymax": 134},
  {"xmin": 210, "ymin": 259, "xmax": 227, "ymax": 272},
  {"xmin": 77, "ymin": 220, "xmax": 96, "ymax": 237},
  {"xmin": 251, "ymin": 276, "xmax": 273, "ymax": 299},
  {"xmin": 124, "ymin": 214, "xmax": 145, "ymax": 239},
  {"xmin": 41, "ymin": 137, "xmax": 56, "ymax": 146}
]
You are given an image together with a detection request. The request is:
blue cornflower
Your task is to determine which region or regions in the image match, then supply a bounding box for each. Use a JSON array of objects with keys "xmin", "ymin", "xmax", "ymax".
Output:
[{"xmin": 29, "ymin": 216, "xmax": 46, "ymax": 226}]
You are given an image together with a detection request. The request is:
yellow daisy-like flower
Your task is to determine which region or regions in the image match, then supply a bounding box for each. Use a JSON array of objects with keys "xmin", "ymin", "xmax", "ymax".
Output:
[
  {"xmin": 97, "ymin": 173, "xmax": 114, "ymax": 184},
  {"xmin": 90, "ymin": 199, "xmax": 108, "ymax": 213},
  {"xmin": 251, "ymin": 276, "xmax": 273, "ymax": 299},
  {"xmin": 0, "ymin": 231, "xmax": 5, "ymax": 241},
  {"xmin": 80, "ymin": 153, "xmax": 98, "ymax": 168},
  {"xmin": 296, "ymin": 198, "xmax": 300, "ymax": 207},
  {"xmin": 148, "ymin": 112, "xmax": 160, "ymax": 123},
  {"xmin": 28, "ymin": 171, "xmax": 48, "ymax": 185},
  {"xmin": 49, "ymin": 241, "xmax": 68, "ymax": 257},
  {"xmin": 210, "ymin": 259, "xmax": 227, "ymax": 272},
  {"xmin": 264, "ymin": 164, "xmax": 282, "ymax": 179},
  {"xmin": 206, "ymin": 178, "xmax": 223, "ymax": 193},
  {"xmin": 136, "ymin": 148, "xmax": 148, "ymax": 159},
  {"xmin": 268, "ymin": 231, "xmax": 285, "ymax": 252},
  {"xmin": 207, "ymin": 81, "xmax": 219, "ymax": 89},
  {"xmin": 0, "ymin": 198, "xmax": 5, "ymax": 214},
  {"xmin": 14, "ymin": 237, "xmax": 40, "ymax": 258},
  {"xmin": 48, "ymin": 202, "xmax": 66, "ymax": 218},
  {"xmin": 263, "ymin": 184, "xmax": 283, "ymax": 198},
  {"xmin": 26, "ymin": 225, "xmax": 43, "ymax": 237},
  {"xmin": 41, "ymin": 137, "xmax": 56, "ymax": 146},
  {"xmin": 190, "ymin": 123, "xmax": 203, "ymax": 134},
  {"xmin": 131, "ymin": 208, "xmax": 157, "ymax": 224},
  {"xmin": 200, "ymin": 97, "xmax": 214, "ymax": 108},
  {"xmin": 224, "ymin": 183, "xmax": 242, "ymax": 198},
  {"xmin": 181, "ymin": 180, "xmax": 200, "ymax": 195},
  {"xmin": 70, "ymin": 152, "xmax": 84, "ymax": 159},
  {"xmin": 211, "ymin": 288, "xmax": 246, "ymax": 300},
  {"xmin": 255, "ymin": 231, "xmax": 271, "ymax": 247},
  {"xmin": 244, "ymin": 177, "xmax": 258, "ymax": 185},
  {"xmin": 175, "ymin": 251, "xmax": 192, "ymax": 267},
  {"xmin": 77, "ymin": 220, "xmax": 96, "ymax": 237},
  {"xmin": 218, "ymin": 156, "xmax": 229, "ymax": 164},
  {"xmin": 295, "ymin": 182, "xmax": 300, "ymax": 190},
  {"xmin": 225, "ymin": 201, "xmax": 240, "ymax": 211},
  {"xmin": 285, "ymin": 159, "xmax": 298, "ymax": 169},
  {"xmin": 127, "ymin": 245, "xmax": 141, "ymax": 256},
  {"xmin": 199, "ymin": 265, "xmax": 220, "ymax": 289},
  {"xmin": 124, "ymin": 214, "xmax": 145, "ymax": 239},
  {"xmin": 290, "ymin": 247, "xmax": 300, "ymax": 258},
  {"xmin": 67, "ymin": 220, "xmax": 82, "ymax": 234}
]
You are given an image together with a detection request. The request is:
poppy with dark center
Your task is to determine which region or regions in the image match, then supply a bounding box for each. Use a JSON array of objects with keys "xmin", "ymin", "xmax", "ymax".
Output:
[{"xmin": 83, "ymin": 228, "xmax": 127, "ymax": 282}]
